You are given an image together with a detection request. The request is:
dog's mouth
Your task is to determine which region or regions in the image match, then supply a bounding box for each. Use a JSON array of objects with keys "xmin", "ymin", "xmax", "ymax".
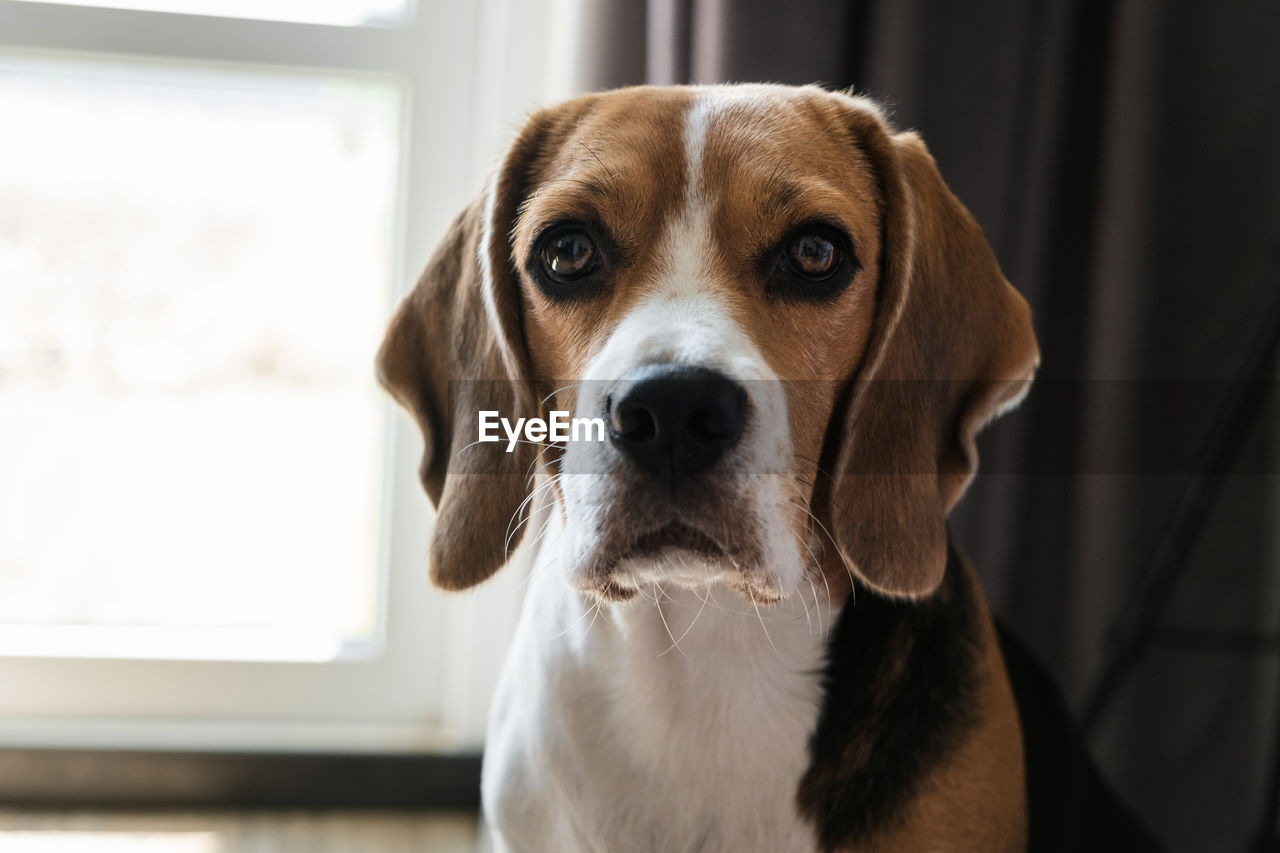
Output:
[
  {"xmin": 573, "ymin": 521, "xmax": 739, "ymax": 602},
  {"xmin": 619, "ymin": 522, "xmax": 726, "ymax": 561}
]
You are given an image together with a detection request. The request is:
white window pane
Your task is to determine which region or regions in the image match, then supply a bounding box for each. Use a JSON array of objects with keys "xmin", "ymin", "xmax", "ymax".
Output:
[
  {"xmin": 0, "ymin": 55, "xmax": 401, "ymax": 658},
  {"xmin": 8, "ymin": 0, "xmax": 413, "ymax": 27}
]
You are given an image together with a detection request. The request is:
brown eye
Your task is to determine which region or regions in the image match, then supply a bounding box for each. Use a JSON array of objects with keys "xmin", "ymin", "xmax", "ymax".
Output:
[
  {"xmin": 786, "ymin": 232, "xmax": 837, "ymax": 279},
  {"xmin": 541, "ymin": 229, "xmax": 597, "ymax": 282},
  {"xmin": 765, "ymin": 223, "xmax": 856, "ymax": 302}
]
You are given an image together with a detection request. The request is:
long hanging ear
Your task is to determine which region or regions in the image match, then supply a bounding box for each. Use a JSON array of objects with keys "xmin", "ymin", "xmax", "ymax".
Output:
[
  {"xmin": 375, "ymin": 115, "xmax": 550, "ymax": 590},
  {"xmin": 828, "ymin": 106, "xmax": 1039, "ymax": 599}
]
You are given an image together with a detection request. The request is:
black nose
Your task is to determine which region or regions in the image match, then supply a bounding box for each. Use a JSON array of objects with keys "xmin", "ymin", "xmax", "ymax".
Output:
[{"xmin": 608, "ymin": 365, "xmax": 747, "ymax": 483}]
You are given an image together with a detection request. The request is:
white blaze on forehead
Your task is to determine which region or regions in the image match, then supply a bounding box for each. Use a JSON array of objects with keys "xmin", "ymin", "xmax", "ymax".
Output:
[
  {"xmin": 583, "ymin": 89, "xmax": 777, "ymax": 383},
  {"xmin": 683, "ymin": 92, "xmax": 714, "ymax": 198}
]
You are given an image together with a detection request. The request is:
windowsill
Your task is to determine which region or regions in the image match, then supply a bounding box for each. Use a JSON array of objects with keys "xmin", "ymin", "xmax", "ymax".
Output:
[{"xmin": 0, "ymin": 747, "xmax": 482, "ymax": 809}]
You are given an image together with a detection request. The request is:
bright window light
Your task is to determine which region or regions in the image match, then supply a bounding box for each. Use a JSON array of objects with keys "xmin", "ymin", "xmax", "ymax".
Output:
[
  {"xmin": 7, "ymin": 0, "xmax": 413, "ymax": 27},
  {"xmin": 0, "ymin": 55, "xmax": 401, "ymax": 660}
]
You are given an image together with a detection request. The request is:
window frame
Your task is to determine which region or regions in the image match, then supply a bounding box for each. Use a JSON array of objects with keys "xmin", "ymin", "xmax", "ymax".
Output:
[{"xmin": 0, "ymin": 0, "xmax": 572, "ymax": 753}]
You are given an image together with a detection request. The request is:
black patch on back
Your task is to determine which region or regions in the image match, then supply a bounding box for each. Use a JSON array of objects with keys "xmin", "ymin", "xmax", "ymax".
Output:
[{"xmin": 796, "ymin": 540, "xmax": 980, "ymax": 850}]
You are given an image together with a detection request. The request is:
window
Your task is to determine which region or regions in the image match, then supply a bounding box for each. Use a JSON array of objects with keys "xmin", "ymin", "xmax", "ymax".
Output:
[
  {"xmin": 0, "ymin": 53, "xmax": 397, "ymax": 663},
  {"xmin": 0, "ymin": 0, "xmax": 578, "ymax": 752}
]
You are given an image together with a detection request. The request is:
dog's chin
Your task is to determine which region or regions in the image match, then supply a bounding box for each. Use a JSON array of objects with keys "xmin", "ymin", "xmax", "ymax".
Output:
[{"xmin": 570, "ymin": 522, "xmax": 787, "ymax": 605}]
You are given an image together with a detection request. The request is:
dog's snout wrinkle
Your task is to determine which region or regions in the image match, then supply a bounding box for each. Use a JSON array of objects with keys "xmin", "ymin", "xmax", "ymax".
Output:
[{"xmin": 607, "ymin": 365, "xmax": 747, "ymax": 486}]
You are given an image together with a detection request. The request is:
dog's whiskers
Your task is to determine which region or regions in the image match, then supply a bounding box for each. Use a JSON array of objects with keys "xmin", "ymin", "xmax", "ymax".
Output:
[
  {"xmin": 551, "ymin": 591, "xmax": 602, "ymax": 639},
  {"xmin": 538, "ymin": 381, "xmax": 581, "ymax": 410},
  {"xmin": 454, "ymin": 436, "xmax": 562, "ymax": 458},
  {"xmin": 515, "ymin": 503, "xmax": 571, "ymax": 594},
  {"xmin": 524, "ymin": 509, "xmax": 558, "ymax": 552},
  {"xmin": 505, "ymin": 472, "xmax": 565, "ymax": 554},
  {"xmin": 524, "ymin": 437, "xmax": 562, "ymax": 482},
  {"xmin": 653, "ymin": 582, "xmax": 691, "ymax": 661},
  {"xmin": 657, "ymin": 582, "xmax": 712, "ymax": 658},
  {"xmin": 790, "ymin": 508, "xmax": 828, "ymax": 632},
  {"xmin": 750, "ymin": 595, "xmax": 780, "ymax": 655},
  {"xmin": 788, "ymin": 497, "xmax": 857, "ymax": 600},
  {"xmin": 584, "ymin": 596, "xmax": 604, "ymax": 636}
]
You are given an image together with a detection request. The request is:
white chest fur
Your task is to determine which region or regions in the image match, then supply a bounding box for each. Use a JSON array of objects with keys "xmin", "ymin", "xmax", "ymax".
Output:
[{"xmin": 482, "ymin": 518, "xmax": 834, "ymax": 853}]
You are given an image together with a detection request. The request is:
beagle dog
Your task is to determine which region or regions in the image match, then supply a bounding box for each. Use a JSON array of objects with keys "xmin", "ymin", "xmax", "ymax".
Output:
[{"xmin": 378, "ymin": 85, "xmax": 1159, "ymax": 852}]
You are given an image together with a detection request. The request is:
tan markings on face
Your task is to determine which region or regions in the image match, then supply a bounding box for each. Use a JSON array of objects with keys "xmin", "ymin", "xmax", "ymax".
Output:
[
  {"xmin": 513, "ymin": 85, "xmax": 887, "ymax": 599},
  {"xmin": 514, "ymin": 88, "xmax": 695, "ymax": 395}
]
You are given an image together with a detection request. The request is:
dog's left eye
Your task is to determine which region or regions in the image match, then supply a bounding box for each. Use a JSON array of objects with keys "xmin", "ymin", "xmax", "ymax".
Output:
[
  {"xmin": 786, "ymin": 233, "xmax": 838, "ymax": 279},
  {"xmin": 766, "ymin": 223, "xmax": 857, "ymax": 301},
  {"xmin": 540, "ymin": 229, "xmax": 598, "ymax": 283}
]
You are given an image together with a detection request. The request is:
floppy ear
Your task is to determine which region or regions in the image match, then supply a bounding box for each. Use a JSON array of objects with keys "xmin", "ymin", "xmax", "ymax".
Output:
[
  {"xmin": 827, "ymin": 108, "xmax": 1039, "ymax": 599},
  {"xmin": 375, "ymin": 116, "xmax": 549, "ymax": 590}
]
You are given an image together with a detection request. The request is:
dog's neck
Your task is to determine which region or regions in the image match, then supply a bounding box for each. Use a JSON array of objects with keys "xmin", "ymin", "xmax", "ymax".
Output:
[{"xmin": 487, "ymin": 510, "xmax": 984, "ymax": 852}]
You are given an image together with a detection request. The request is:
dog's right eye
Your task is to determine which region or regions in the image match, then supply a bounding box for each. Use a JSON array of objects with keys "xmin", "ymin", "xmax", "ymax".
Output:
[
  {"xmin": 530, "ymin": 224, "xmax": 611, "ymax": 301},
  {"xmin": 539, "ymin": 229, "xmax": 598, "ymax": 283}
]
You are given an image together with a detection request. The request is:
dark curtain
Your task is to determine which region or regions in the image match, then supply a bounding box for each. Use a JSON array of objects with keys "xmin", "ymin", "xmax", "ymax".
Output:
[{"xmin": 569, "ymin": 1, "xmax": 1280, "ymax": 849}]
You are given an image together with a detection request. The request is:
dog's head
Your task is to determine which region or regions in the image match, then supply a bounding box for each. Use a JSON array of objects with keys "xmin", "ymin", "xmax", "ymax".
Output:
[{"xmin": 378, "ymin": 84, "xmax": 1037, "ymax": 604}]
